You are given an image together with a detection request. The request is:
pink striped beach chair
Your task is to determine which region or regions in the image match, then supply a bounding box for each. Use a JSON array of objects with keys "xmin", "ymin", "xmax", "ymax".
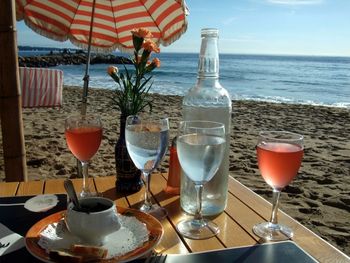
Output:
[{"xmin": 19, "ymin": 67, "xmax": 63, "ymax": 108}]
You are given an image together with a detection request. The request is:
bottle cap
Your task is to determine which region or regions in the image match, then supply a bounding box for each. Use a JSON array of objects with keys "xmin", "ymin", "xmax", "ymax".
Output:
[
  {"xmin": 198, "ymin": 28, "xmax": 219, "ymax": 77},
  {"xmin": 201, "ymin": 28, "xmax": 218, "ymax": 38}
]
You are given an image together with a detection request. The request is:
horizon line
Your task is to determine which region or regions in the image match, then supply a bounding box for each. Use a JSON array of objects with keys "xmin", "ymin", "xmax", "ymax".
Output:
[{"xmin": 17, "ymin": 45, "xmax": 350, "ymax": 58}]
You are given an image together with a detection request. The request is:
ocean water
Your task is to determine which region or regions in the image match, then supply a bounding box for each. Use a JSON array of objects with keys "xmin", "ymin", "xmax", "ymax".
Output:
[{"xmin": 19, "ymin": 51, "xmax": 350, "ymax": 108}]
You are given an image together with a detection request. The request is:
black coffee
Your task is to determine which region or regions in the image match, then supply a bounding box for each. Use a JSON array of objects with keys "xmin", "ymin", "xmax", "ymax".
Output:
[{"xmin": 73, "ymin": 201, "xmax": 111, "ymax": 213}]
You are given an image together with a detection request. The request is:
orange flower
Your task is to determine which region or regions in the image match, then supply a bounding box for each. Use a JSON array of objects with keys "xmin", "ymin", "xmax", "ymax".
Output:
[
  {"xmin": 152, "ymin": 58, "xmax": 161, "ymax": 68},
  {"xmin": 145, "ymin": 58, "xmax": 161, "ymax": 72},
  {"xmin": 131, "ymin": 28, "xmax": 153, "ymax": 39},
  {"xmin": 142, "ymin": 39, "xmax": 160, "ymax": 53},
  {"xmin": 107, "ymin": 66, "xmax": 118, "ymax": 75}
]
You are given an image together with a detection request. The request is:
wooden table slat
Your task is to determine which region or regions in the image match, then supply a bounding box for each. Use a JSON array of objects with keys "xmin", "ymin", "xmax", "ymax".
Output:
[
  {"xmin": 155, "ymin": 218, "xmax": 190, "ymax": 254},
  {"xmin": 214, "ymin": 210, "xmax": 258, "ymax": 248},
  {"xmin": 44, "ymin": 178, "xmax": 66, "ymax": 194},
  {"xmin": 69, "ymin": 178, "xmax": 96, "ymax": 196},
  {"xmin": 0, "ymin": 182, "xmax": 19, "ymax": 196},
  {"xmin": 94, "ymin": 176, "xmax": 129, "ymax": 207},
  {"xmin": 17, "ymin": 181, "xmax": 44, "ymax": 196},
  {"xmin": 225, "ymin": 193, "xmax": 267, "ymax": 239}
]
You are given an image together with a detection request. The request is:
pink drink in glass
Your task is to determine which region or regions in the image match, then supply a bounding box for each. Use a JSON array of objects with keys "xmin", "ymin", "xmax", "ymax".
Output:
[
  {"xmin": 65, "ymin": 126, "xmax": 102, "ymax": 162},
  {"xmin": 257, "ymin": 142, "xmax": 303, "ymax": 189}
]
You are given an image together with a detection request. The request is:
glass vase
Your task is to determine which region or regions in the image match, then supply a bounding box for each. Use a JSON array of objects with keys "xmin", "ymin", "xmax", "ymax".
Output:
[{"xmin": 115, "ymin": 115, "xmax": 142, "ymax": 193}]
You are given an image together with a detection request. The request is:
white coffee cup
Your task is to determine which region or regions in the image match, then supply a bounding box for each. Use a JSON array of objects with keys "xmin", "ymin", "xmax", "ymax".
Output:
[{"xmin": 65, "ymin": 197, "xmax": 121, "ymax": 245}]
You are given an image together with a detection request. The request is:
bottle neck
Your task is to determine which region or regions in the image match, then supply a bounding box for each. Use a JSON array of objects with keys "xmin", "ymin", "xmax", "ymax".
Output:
[
  {"xmin": 195, "ymin": 76, "xmax": 221, "ymax": 88},
  {"xmin": 197, "ymin": 35, "xmax": 219, "ymax": 79}
]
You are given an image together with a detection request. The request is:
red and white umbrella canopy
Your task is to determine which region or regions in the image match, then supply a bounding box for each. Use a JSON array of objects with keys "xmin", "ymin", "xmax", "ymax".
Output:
[{"xmin": 16, "ymin": 0, "xmax": 188, "ymax": 52}]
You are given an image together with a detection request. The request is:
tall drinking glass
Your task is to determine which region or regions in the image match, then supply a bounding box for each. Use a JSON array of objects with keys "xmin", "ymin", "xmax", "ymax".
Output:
[
  {"xmin": 253, "ymin": 131, "xmax": 304, "ymax": 241},
  {"xmin": 65, "ymin": 115, "xmax": 102, "ymax": 197},
  {"xmin": 176, "ymin": 121, "xmax": 226, "ymax": 239},
  {"xmin": 125, "ymin": 115, "xmax": 169, "ymax": 219}
]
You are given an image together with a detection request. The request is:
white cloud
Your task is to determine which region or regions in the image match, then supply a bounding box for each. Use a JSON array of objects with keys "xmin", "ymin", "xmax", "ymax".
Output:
[
  {"xmin": 222, "ymin": 36, "xmax": 263, "ymax": 43},
  {"xmin": 222, "ymin": 17, "xmax": 237, "ymax": 26},
  {"xmin": 267, "ymin": 0, "xmax": 323, "ymax": 5}
]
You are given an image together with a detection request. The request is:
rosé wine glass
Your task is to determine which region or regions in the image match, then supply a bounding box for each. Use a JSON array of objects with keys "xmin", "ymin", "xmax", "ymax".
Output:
[
  {"xmin": 65, "ymin": 115, "xmax": 102, "ymax": 197},
  {"xmin": 253, "ymin": 131, "xmax": 304, "ymax": 241}
]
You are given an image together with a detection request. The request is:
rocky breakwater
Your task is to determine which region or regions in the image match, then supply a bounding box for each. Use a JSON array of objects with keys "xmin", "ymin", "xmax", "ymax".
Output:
[{"xmin": 18, "ymin": 51, "xmax": 132, "ymax": 68}]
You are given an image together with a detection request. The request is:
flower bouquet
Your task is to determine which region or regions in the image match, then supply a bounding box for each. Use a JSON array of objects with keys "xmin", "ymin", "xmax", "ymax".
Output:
[
  {"xmin": 107, "ymin": 28, "xmax": 161, "ymax": 193},
  {"xmin": 108, "ymin": 28, "xmax": 160, "ymax": 116}
]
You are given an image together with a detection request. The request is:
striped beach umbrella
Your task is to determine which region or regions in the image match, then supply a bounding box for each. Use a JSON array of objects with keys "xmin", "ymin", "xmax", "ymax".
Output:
[{"xmin": 16, "ymin": 0, "xmax": 189, "ymax": 114}]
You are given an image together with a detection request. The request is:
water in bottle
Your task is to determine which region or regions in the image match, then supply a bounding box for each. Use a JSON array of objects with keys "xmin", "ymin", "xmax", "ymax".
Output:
[{"xmin": 181, "ymin": 28, "xmax": 232, "ymax": 216}]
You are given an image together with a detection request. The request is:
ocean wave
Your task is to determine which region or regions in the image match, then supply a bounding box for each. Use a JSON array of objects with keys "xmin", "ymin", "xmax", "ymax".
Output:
[
  {"xmin": 53, "ymin": 54, "xmax": 350, "ymax": 109},
  {"xmin": 233, "ymin": 94, "xmax": 350, "ymax": 108}
]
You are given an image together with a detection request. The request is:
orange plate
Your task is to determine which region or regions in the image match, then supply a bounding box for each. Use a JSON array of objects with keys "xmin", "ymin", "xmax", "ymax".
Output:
[{"xmin": 25, "ymin": 207, "xmax": 164, "ymax": 263}]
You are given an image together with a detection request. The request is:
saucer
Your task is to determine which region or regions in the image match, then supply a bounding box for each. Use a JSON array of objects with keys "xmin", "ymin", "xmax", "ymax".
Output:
[{"xmin": 25, "ymin": 207, "xmax": 163, "ymax": 262}]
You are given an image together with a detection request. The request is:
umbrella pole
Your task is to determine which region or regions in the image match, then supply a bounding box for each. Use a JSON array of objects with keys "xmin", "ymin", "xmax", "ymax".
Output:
[
  {"xmin": 0, "ymin": 0, "xmax": 27, "ymax": 181},
  {"xmin": 81, "ymin": 0, "xmax": 96, "ymax": 116},
  {"xmin": 77, "ymin": 0, "xmax": 96, "ymax": 177}
]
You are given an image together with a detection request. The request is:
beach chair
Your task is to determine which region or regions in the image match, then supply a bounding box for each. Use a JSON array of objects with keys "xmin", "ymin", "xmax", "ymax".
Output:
[{"xmin": 19, "ymin": 67, "xmax": 63, "ymax": 108}]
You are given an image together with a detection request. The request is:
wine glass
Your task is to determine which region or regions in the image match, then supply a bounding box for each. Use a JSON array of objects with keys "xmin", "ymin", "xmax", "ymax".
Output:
[
  {"xmin": 125, "ymin": 115, "xmax": 169, "ymax": 219},
  {"xmin": 253, "ymin": 131, "xmax": 304, "ymax": 241},
  {"xmin": 65, "ymin": 115, "xmax": 102, "ymax": 197},
  {"xmin": 176, "ymin": 121, "xmax": 226, "ymax": 239}
]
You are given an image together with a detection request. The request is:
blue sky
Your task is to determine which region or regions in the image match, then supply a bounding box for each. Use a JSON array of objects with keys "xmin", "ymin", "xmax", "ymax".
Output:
[{"xmin": 17, "ymin": 0, "xmax": 350, "ymax": 56}]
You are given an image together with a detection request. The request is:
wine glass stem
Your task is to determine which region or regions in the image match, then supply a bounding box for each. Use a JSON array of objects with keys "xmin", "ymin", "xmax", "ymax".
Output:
[
  {"xmin": 194, "ymin": 184, "xmax": 203, "ymax": 221},
  {"xmin": 77, "ymin": 158, "xmax": 82, "ymax": 177},
  {"xmin": 270, "ymin": 189, "xmax": 281, "ymax": 224},
  {"xmin": 81, "ymin": 161, "xmax": 89, "ymax": 194},
  {"xmin": 143, "ymin": 172, "xmax": 152, "ymax": 209}
]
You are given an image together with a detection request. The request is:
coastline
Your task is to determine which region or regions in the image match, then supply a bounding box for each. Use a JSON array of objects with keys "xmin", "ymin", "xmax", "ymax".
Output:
[
  {"xmin": 0, "ymin": 86, "xmax": 349, "ymax": 255},
  {"xmin": 18, "ymin": 53, "xmax": 350, "ymax": 108}
]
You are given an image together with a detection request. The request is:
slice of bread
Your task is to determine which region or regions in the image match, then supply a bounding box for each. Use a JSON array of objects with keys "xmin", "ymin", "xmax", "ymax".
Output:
[
  {"xmin": 71, "ymin": 244, "xmax": 108, "ymax": 259},
  {"xmin": 49, "ymin": 244, "xmax": 108, "ymax": 262}
]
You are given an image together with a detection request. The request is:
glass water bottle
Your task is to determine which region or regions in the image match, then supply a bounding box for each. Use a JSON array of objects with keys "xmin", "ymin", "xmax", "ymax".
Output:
[{"xmin": 181, "ymin": 28, "xmax": 232, "ymax": 216}]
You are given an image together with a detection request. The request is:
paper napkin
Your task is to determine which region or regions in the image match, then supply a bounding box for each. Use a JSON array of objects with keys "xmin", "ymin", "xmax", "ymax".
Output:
[{"xmin": 0, "ymin": 223, "xmax": 25, "ymax": 256}]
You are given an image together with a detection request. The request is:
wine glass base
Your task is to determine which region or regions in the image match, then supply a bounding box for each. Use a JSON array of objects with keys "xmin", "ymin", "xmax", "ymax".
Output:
[
  {"xmin": 176, "ymin": 218, "xmax": 219, "ymax": 240},
  {"xmin": 140, "ymin": 204, "xmax": 167, "ymax": 220},
  {"xmin": 253, "ymin": 222, "xmax": 293, "ymax": 241}
]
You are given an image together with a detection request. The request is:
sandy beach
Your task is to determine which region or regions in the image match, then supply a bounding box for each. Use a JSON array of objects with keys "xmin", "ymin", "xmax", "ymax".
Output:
[{"xmin": 0, "ymin": 86, "xmax": 349, "ymax": 255}]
